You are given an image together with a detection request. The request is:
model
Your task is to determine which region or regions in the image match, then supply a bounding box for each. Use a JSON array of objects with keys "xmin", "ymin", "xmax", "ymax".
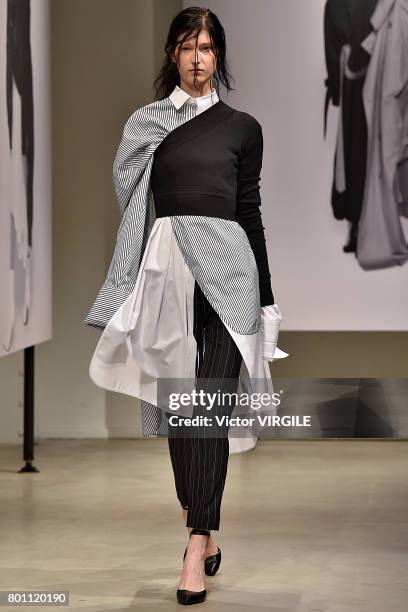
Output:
[{"xmin": 83, "ymin": 6, "xmax": 288, "ymax": 606}]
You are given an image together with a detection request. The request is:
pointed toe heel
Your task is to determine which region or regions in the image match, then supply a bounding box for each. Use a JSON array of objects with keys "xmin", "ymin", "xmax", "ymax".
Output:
[
  {"xmin": 204, "ymin": 547, "xmax": 221, "ymax": 576},
  {"xmin": 177, "ymin": 528, "xmax": 210, "ymax": 605},
  {"xmin": 183, "ymin": 544, "xmax": 221, "ymax": 576},
  {"xmin": 176, "ymin": 587, "xmax": 207, "ymax": 605}
]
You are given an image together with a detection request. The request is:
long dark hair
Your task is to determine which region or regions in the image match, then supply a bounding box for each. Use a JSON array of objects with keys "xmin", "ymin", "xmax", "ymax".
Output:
[{"xmin": 153, "ymin": 6, "xmax": 234, "ymax": 100}]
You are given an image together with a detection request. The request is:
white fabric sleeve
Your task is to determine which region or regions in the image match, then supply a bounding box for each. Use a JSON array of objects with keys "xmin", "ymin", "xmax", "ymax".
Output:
[{"xmin": 260, "ymin": 304, "xmax": 289, "ymax": 361}]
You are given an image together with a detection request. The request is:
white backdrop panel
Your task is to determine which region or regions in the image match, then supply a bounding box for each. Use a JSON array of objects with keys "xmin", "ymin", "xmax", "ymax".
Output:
[{"xmin": 0, "ymin": 0, "xmax": 52, "ymax": 357}]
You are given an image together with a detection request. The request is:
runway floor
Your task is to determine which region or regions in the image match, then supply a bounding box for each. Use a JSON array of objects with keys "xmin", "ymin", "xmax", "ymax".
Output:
[{"xmin": 0, "ymin": 439, "xmax": 407, "ymax": 611}]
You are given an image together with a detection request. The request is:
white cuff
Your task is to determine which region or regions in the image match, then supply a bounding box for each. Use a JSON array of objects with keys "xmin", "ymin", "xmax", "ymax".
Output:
[{"xmin": 261, "ymin": 304, "xmax": 289, "ymax": 361}]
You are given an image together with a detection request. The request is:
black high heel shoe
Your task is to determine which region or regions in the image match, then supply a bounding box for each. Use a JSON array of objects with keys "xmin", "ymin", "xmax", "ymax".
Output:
[
  {"xmin": 177, "ymin": 528, "xmax": 210, "ymax": 605},
  {"xmin": 183, "ymin": 540, "xmax": 221, "ymax": 576}
]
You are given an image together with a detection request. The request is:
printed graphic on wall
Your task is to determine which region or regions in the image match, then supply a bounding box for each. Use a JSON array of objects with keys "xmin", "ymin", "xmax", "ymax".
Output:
[
  {"xmin": 324, "ymin": 0, "xmax": 408, "ymax": 271},
  {"xmin": 0, "ymin": 0, "xmax": 52, "ymax": 356}
]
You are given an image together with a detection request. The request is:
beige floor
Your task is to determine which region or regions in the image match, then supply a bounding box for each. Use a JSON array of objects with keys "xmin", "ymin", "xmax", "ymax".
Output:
[{"xmin": 0, "ymin": 439, "xmax": 407, "ymax": 611}]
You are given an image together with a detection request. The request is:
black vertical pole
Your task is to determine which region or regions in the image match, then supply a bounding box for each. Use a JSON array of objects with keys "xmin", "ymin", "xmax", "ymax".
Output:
[{"xmin": 19, "ymin": 345, "xmax": 39, "ymax": 473}]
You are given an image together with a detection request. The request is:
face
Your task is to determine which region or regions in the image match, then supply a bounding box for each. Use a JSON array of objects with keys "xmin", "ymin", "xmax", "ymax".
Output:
[{"xmin": 172, "ymin": 28, "xmax": 216, "ymax": 95}]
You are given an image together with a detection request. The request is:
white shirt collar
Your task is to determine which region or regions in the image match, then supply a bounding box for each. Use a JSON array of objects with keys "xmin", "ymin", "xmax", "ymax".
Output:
[{"xmin": 169, "ymin": 84, "xmax": 219, "ymax": 110}]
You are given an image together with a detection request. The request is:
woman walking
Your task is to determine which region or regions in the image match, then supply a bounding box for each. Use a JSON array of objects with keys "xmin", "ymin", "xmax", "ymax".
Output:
[{"xmin": 84, "ymin": 5, "xmax": 286, "ymax": 605}]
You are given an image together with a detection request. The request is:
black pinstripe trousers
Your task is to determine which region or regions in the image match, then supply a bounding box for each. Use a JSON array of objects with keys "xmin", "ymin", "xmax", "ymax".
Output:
[{"xmin": 167, "ymin": 281, "xmax": 243, "ymax": 531}]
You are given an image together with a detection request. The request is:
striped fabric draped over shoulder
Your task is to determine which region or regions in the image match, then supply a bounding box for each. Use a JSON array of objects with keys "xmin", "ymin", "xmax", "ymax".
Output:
[{"xmin": 82, "ymin": 99, "xmax": 197, "ymax": 330}]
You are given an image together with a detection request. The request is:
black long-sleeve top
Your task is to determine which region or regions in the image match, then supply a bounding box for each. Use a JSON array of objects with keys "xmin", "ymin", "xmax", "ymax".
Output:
[
  {"xmin": 151, "ymin": 100, "xmax": 275, "ymax": 306},
  {"xmin": 235, "ymin": 119, "xmax": 274, "ymax": 306}
]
